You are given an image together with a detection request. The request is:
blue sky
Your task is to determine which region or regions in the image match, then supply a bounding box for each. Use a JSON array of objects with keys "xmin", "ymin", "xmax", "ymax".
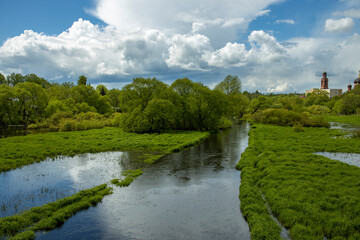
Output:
[{"xmin": 1, "ymin": 0, "xmax": 359, "ymax": 92}]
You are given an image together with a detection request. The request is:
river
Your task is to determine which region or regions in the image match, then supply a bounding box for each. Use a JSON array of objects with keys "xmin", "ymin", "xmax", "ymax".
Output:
[{"xmin": 1, "ymin": 122, "xmax": 251, "ymax": 239}]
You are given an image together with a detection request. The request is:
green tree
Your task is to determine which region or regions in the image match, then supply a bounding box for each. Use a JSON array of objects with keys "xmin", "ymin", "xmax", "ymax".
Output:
[
  {"xmin": 77, "ymin": 75, "xmax": 87, "ymax": 85},
  {"xmin": 143, "ymin": 99, "xmax": 176, "ymax": 132},
  {"xmin": 107, "ymin": 89, "xmax": 121, "ymax": 111},
  {"xmin": 227, "ymin": 93, "xmax": 250, "ymax": 119},
  {"xmin": 96, "ymin": 84, "xmax": 108, "ymax": 96},
  {"xmin": 333, "ymin": 93, "xmax": 360, "ymax": 115},
  {"xmin": 215, "ymin": 75, "xmax": 242, "ymax": 95},
  {"xmin": 0, "ymin": 85, "xmax": 17, "ymax": 125},
  {"xmin": 6, "ymin": 73, "xmax": 25, "ymax": 86},
  {"xmin": 120, "ymin": 77, "xmax": 168, "ymax": 111},
  {"xmin": 24, "ymin": 74, "xmax": 51, "ymax": 88},
  {"xmin": 14, "ymin": 82, "xmax": 49, "ymax": 123},
  {"xmin": 0, "ymin": 73, "xmax": 6, "ymax": 85},
  {"xmin": 45, "ymin": 99, "xmax": 69, "ymax": 118},
  {"xmin": 48, "ymin": 82, "xmax": 73, "ymax": 100},
  {"xmin": 248, "ymin": 96, "xmax": 271, "ymax": 114}
]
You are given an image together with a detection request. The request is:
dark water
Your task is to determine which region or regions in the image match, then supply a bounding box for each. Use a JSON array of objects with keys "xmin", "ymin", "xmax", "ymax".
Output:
[
  {"xmin": 1, "ymin": 123, "xmax": 251, "ymax": 239},
  {"xmin": 0, "ymin": 126, "xmax": 56, "ymax": 138}
]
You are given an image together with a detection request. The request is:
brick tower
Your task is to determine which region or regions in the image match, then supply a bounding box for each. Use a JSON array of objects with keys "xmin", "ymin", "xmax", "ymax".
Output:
[{"xmin": 321, "ymin": 72, "xmax": 328, "ymax": 89}]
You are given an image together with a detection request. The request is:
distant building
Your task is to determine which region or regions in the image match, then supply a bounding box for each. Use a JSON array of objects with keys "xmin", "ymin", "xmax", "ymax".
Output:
[
  {"xmin": 321, "ymin": 71, "xmax": 328, "ymax": 89},
  {"xmin": 354, "ymin": 70, "xmax": 360, "ymax": 88},
  {"xmin": 305, "ymin": 71, "xmax": 342, "ymax": 98}
]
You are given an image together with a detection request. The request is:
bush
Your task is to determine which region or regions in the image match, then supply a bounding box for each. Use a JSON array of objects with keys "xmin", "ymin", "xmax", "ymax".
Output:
[
  {"xmin": 58, "ymin": 119, "xmax": 76, "ymax": 132},
  {"xmin": 250, "ymin": 109, "xmax": 329, "ymax": 128},
  {"xmin": 293, "ymin": 123, "xmax": 304, "ymax": 132},
  {"xmin": 110, "ymin": 113, "xmax": 122, "ymax": 127}
]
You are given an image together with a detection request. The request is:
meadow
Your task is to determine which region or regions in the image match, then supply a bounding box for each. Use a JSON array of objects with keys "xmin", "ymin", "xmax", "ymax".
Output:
[
  {"xmin": 0, "ymin": 127, "xmax": 210, "ymax": 172},
  {"xmin": 237, "ymin": 123, "xmax": 360, "ymax": 240}
]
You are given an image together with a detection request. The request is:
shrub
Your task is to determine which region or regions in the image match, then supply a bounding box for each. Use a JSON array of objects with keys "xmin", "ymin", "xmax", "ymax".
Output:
[
  {"xmin": 293, "ymin": 123, "xmax": 304, "ymax": 132},
  {"xmin": 58, "ymin": 119, "xmax": 76, "ymax": 132},
  {"xmin": 250, "ymin": 109, "xmax": 329, "ymax": 128},
  {"xmin": 110, "ymin": 113, "xmax": 122, "ymax": 127}
]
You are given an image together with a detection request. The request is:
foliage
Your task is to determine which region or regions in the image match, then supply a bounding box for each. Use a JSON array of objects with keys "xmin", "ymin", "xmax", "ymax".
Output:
[
  {"xmin": 0, "ymin": 127, "xmax": 210, "ymax": 172},
  {"xmin": 0, "ymin": 184, "xmax": 112, "ymax": 239},
  {"xmin": 96, "ymin": 84, "xmax": 108, "ymax": 96},
  {"xmin": 333, "ymin": 93, "xmax": 360, "ymax": 115},
  {"xmin": 77, "ymin": 75, "xmax": 87, "ymax": 85},
  {"xmin": 249, "ymin": 108, "xmax": 329, "ymax": 127},
  {"xmin": 237, "ymin": 123, "xmax": 360, "ymax": 239},
  {"xmin": 118, "ymin": 77, "xmax": 227, "ymax": 132},
  {"xmin": 214, "ymin": 75, "xmax": 242, "ymax": 95}
]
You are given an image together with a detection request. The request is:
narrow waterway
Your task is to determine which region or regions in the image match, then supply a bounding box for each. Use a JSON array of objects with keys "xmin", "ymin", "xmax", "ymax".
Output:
[{"xmin": 33, "ymin": 122, "xmax": 251, "ymax": 240}]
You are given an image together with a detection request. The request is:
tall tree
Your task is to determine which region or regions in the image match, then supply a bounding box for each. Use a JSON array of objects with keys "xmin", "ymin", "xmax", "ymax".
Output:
[
  {"xmin": 14, "ymin": 82, "xmax": 49, "ymax": 123},
  {"xmin": 96, "ymin": 84, "xmax": 108, "ymax": 96},
  {"xmin": 77, "ymin": 75, "xmax": 87, "ymax": 85},
  {"xmin": 24, "ymin": 74, "xmax": 51, "ymax": 88},
  {"xmin": 120, "ymin": 77, "xmax": 168, "ymax": 111},
  {"xmin": 0, "ymin": 73, "xmax": 6, "ymax": 85},
  {"xmin": 215, "ymin": 75, "xmax": 242, "ymax": 95},
  {"xmin": 6, "ymin": 73, "xmax": 25, "ymax": 86}
]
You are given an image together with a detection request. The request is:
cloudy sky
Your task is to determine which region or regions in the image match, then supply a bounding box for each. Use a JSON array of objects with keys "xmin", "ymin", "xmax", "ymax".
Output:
[{"xmin": 1, "ymin": 0, "xmax": 360, "ymax": 93}]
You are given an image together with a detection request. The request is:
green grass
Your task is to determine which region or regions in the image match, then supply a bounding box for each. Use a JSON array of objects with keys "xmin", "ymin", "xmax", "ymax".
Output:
[
  {"xmin": 111, "ymin": 169, "xmax": 143, "ymax": 187},
  {"xmin": 0, "ymin": 127, "xmax": 210, "ymax": 172},
  {"xmin": 324, "ymin": 115, "xmax": 360, "ymax": 126},
  {"xmin": 237, "ymin": 124, "xmax": 360, "ymax": 240},
  {"xmin": 0, "ymin": 184, "xmax": 112, "ymax": 239}
]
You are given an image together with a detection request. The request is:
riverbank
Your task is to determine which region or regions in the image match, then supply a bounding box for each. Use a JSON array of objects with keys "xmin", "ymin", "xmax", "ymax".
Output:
[
  {"xmin": 324, "ymin": 115, "xmax": 360, "ymax": 126},
  {"xmin": 237, "ymin": 123, "xmax": 360, "ymax": 239},
  {"xmin": 0, "ymin": 127, "xmax": 210, "ymax": 172}
]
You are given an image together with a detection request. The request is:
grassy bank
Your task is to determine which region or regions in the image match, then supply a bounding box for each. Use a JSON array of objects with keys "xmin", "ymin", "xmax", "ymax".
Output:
[
  {"xmin": 0, "ymin": 184, "xmax": 112, "ymax": 239},
  {"xmin": 324, "ymin": 115, "xmax": 360, "ymax": 126},
  {"xmin": 0, "ymin": 127, "xmax": 210, "ymax": 172},
  {"xmin": 237, "ymin": 124, "xmax": 360, "ymax": 240}
]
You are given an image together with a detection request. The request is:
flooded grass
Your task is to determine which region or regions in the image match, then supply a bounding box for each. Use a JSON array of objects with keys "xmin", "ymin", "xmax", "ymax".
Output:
[
  {"xmin": 236, "ymin": 124, "xmax": 360, "ymax": 240},
  {"xmin": 0, "ymin": 127, "xmax": 210, "ymax": 172},
  {"xmin": 0, "ymin": 184, "xmax": 112, "ymax": 239},
  {"xmin": 111, "ymin": 169, "xmax": 143, "ymax": 187}
]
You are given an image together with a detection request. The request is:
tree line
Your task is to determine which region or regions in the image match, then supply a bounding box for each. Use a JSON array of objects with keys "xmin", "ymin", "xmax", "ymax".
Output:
[{"xmin": 1, "ymin": 72, "xmax": 359, "ymax": 132}]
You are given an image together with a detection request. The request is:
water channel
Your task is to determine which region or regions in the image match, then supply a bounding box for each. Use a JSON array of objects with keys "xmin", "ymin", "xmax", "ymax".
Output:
[{"xmin": 1, "ymin": 122, "xmax": 251, "ymax": 239}]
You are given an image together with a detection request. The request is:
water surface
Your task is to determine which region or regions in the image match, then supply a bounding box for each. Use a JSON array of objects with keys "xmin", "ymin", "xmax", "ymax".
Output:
[
  {"xmin": 315, "ymin": 152, "xmax": 360, "ymax": 167},
  {"xmin": 36, "ymin": 123, "xmax": 251, "ymax": 239},
  {"xmin": 0, "ymin": 151, "xmax": 145, "ymax": 217}
]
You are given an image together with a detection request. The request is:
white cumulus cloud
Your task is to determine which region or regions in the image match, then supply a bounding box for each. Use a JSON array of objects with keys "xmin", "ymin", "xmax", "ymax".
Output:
[
  {"xmin": 89, "ymin": 0, "xmax": 282, "ymax": 47},
  {"xmin": 325, "ymin": 17, "xmax": 354, "ymax": 33}
]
